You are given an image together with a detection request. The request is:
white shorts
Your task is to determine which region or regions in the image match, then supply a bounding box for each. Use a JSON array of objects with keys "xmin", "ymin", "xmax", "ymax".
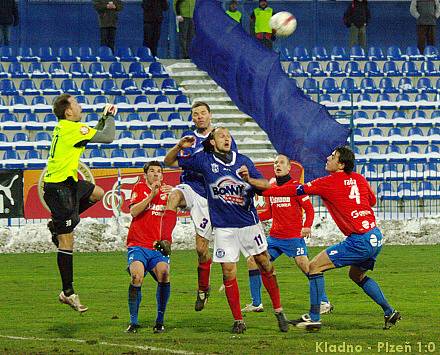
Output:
[
  {"xmin": 174, "ymin": 184, "xmax": 212, "ymax": 239},
  {"xmin": 213, "ymin": 223, "xmax": 267, "ymax": 263}
]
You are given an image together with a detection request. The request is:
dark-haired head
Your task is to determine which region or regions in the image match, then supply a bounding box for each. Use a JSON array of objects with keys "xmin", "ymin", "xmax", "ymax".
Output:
[{"xmin": 334, "ymin": 146, "xmax": 355, "ymax": 173}]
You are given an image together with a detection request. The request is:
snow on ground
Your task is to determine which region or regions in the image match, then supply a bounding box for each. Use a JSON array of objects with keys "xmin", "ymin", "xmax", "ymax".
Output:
[{"xmin": 0, "ymin": 215, "xmax": 439, "ymax": 254}]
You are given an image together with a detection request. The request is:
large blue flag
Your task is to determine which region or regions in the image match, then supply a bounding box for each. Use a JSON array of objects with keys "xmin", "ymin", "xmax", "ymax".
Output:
[{"xmin": 189, "ymin": 0, "xmax": 350, "ymax": 181}]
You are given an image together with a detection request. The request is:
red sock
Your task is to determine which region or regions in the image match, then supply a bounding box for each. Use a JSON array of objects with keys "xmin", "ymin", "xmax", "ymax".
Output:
[
  {"xmin": 160, "ymin": 210, "xmax": 177, "ymax": 243},
  {"xmin": 261, "ymin": 269, "xmax": 282, "ymax": 310},
  {"xmin": 198, "ymin": 258, "xmax": 212, "ymax": 292},
  {"xmin": 224, "ymin": 278, "xmax": 242, "ymax": 320}
]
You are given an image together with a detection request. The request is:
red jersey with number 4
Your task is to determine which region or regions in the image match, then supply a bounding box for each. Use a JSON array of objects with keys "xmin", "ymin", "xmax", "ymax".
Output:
[
  {"xmin": 263, "ymin": 172, "xmax": 377, "ymax": 236},
  {"xmin": 258, "ymin": 179, "xmax": 314, "ymax": 239},
  {"xmin": 127, "ymin": 181, "xmax": 168, "ymax": 249}
]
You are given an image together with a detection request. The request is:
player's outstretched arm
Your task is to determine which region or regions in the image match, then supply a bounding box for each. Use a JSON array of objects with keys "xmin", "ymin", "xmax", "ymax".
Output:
[
  {"xmin": 90, "ymin": 104, "xmax": 116, "ymax": 143},
  {"xmin": 163, "ymin": 136, "xmax": 195, "ymax": 167},
  {"xmin": 262, "ymin": 183, "xmax": 299, "ymax": 197},
  {"xmin": 238, "ymin": 165, "xmax": 270, "ymax": 190}
]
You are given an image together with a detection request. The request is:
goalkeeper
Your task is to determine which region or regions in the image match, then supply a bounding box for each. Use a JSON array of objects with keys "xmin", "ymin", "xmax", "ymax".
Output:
[
  {"xmin": 43, "ymin": 94, "xmax": 116, "ymax": 313},
  {"xmin": 125, "ymin": 161, "xmax": 173, "ymax": 334}
]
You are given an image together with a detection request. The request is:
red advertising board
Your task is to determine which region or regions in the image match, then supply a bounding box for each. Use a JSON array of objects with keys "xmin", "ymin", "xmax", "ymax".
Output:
[{"xmin": 23, "ymin": 161, "xmax": 303, "ymax": 219}]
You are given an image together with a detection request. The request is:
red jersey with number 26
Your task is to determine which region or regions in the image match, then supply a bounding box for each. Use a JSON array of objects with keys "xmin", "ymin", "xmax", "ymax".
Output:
[
  {"xmin": 127, "ymin": 181, "xmax": 168, "ymax": 249},
  {"xmin": 263, "ymin": 172, "xmax": 377, "ymax": 236},
  {"xmin": 258, "ymin": 179, "xmax": 314, "ymax": 239}
]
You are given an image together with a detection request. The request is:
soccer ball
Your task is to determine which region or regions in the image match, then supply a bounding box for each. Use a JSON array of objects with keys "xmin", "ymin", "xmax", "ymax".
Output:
[{"xmin": 269, "ymin": 12, "xmax": 297, "ymax": 37}]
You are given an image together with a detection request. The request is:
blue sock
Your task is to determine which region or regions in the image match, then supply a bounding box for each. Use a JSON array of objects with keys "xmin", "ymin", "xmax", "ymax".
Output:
[
  {"xmin": 321, "ymin": 276, "xmax": 329, "ymax": 303},
  {"xmin": 156, "ymin": 282, "xmax": 171, "ymax": 325},
  {"xmin": 128, "ymin": 284, "xmax": 142, "ymax": 325},
  {"xmin": 248, "ymin": 269, "xmax": 262, "ymax": 306},
  {"xmin": 308, "ymin": 273, "xmax": 324, "ymax": 322},
  {"xmin": 356, "ymin": 277, "xmax": 394, "ymax": 316}
]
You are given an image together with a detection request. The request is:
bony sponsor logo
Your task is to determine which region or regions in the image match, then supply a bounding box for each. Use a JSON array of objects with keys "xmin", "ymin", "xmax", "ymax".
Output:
[
  {"xmin": 215, "ymin": 248, "xmax": 225, "ymax": 258},
  {"xmin": 210, "ymin": 177, "xmax": 249, "ymax": 206}
]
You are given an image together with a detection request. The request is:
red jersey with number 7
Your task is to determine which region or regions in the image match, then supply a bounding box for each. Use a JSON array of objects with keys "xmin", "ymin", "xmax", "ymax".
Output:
[{"xmin": 262, "ymin": 172, "xmax": 377, "ymax": 236}]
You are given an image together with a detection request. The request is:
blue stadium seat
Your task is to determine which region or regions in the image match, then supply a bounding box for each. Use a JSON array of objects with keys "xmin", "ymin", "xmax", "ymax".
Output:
[
  {"xmin": 337, "ymin": 94, "xmax": 352, "ymax": 109},
  {"xmin": 2, "ymin": 150, "xmax": 24, "ymax": 169},
  {"xmin": 115, "ymin": 46, "xmax": 136, "ymax": 62},
  {"xmin": 88, "ymin": 148, "xmax": 111, "ymax": 168},
  {"xmin": 325, "ymin": 61, "xmax": 345, "ymax": 77},
  {"xmin": 81, "ymin": 78, "xmax": 102, "ymax": 94},
  {"xmin": 361, "ymin": 163, "xmax": 379, "ymax": 180},
  {"xmin": 428, "ymin": 127, "xmax": 440, "ymax": 136},
  {"xmin": 311, "ymin": 46, "xmax": 329, "ymax": 61},
  {"xmin": 367, "ymin": 46, "xmax": 385, "ymax": 60},
  {"xmin": 398, "ymin": 77, "xmax": 417, "ymax": 93},
  {"xmin": 8, "ymin": 62, "xmax": 27, "ymax": 78},
  {"xmin": 353, "ymin": 110, "xmax": 371, "ymax": 126},
  {"xmin": 0, "ymin": 46, "xmax": 17, "ymax": 61},
  {"xmin": 363, "ymin": 61, "xmax": 382, "ymax": 77},
  {"xmin": 405, "ymin": 145, "xmax": 420, "ymax": 154},
  {"xmin": 411, "ymin": 110, "xmax": 427, "ymax": 120},
  {"xmin": 364, "ymin": 145, "xmax": 380, "ymax": 155},
  {"xmin": 146, "ymin": 112, "xmax": 167, "ymax": 129},
  {"xmin": 78, "ymin": 46, "xmax": 97, "ymax": 61},
  {"xmin": 149, "ymin": 62, "xmax": 169, "ymax": 78},
  {"xmin": 141, "ymin": 78, "xmax": 161, "ymax": 94},
  {"xmin": 322, "ymin": 78, "xmax": 341, "ymax": 93},
  {"xmin": 408, "ymin": 127, "xmax": 424, "ymax": 137},
  {"xmin": 1, "ymin": 113, "xmax": 19, "ymax": 130},
  {"xmin": 377, "ymin": 182, "xmax": 399, "ymax": 200},
  {"xmin": 423, "ymin": 45, "xmax": 439, "ymax": 59},
  {"xmin": 0, "ymin": 79, "xmax": 19, "ymax": 96},
  {"xmin": 28, "ymin": 62, "xmax": 49, "ymax": 78},
  {"xmin": 418, "ymin": 181, "xmax": 438, "ymax": 199},
  {"xmin": 415, "ymin": 93, "xmax": 436, "ymax": 110},
  {"xmin": 382, "ymin": 163, "xmax": 400, "ymax": 180},
  {"xmin": 109, "ymin": 61, "xmax": 129, "ymax": 78},
  {"xmin": 350, "ymin": 45, "xmax": 366, "ymax": 60},
  {"xmin": 385, "ymin": 145, "xmax": 404, "ymax": 159},
  {"xmin": 85, "ymin": 112, "xmax": 99, "ymax": 124},
  {"xmin": 396, "ymin": 93, "xmax": 417, "ymax": 110},
  {"xmin": 10, "ymin": 95, "xmax": 27, "ymax": 106},
  {"xmin": 402, "ymin": 61, "xmax": 421, "ymax": 76},
  {"xmin": 287, "ymin": 62, "xmax": 306, "ymax": 77},
  {"xmin": 18, "ymin": 47, "xmax": 39, "ymax": 62},
  {"xmin": 420, "ymin": 60, "xmax": 438, "ymax": 76},
  {"xmin": 386, "ymin": 46, "xmax": 402, "ymax": 60},
  {"xmin": 425, "ymin": 162, "xmax": 439, "ymax": 180},
  {"xmin": 42, "ymin": 113, "xmax": 57, "ymax": 123},
  {"xmin": 19, "ymin": 79, "xmax": 40, "ymax": 95},
  {"xmin": 388, "ymin": 127, "xmax": 403, "ymax": 137},
  {"xmin": 134, "ymin": 95, "xmax": 154, "ymax": 112},
  {"xmin": 61, "ymin": 79, "xmax": 81, "ymax": 95},
  {"xmin": 330, "ymin": 46, "xmax": 349, "ymax": 60},
  {"xmin": 379, "ymin": 77, "xmax": 398, "ymax": 93},
  {"xmin": 175, "ymin": 94, "xmax": 191, "ymax": 111},
  {"xmin": 69, "ymin": 62, "xmax": 89, "ymax": 78},
  {"xmin": 360, "ymin": 78, "xmax": 379, "ymax": 93},
  {"xmin": 88, "ymin": 62, "xmax": 109, "ymax": 78},
  {"xmin": 368, "ymin": 127, "xmax": 384, "ymax": 137},
  {"xmin": 48, "ymin": 62, "xmax": 69, "ymax": 78},
  {"xmin": 382, "ymin": 61, "xmax": 401, "ymax": 76},
  {"xmin": 111, "ymin": 148, "xmax": 132, "ymax": 167},
  {"xmin": 126, "ymin": 112, "xmax": 146, "ymax": 129},
  {"xmin": 58, "ymin": 46, "xmax": 76, "ymax": 61},
  {"xmin": 404, "ymin": 45, "xmax": 424, "ymax": 60},
  {"xmin": 25, "ymin": 150, "xmax": 45, "ymax": 169},
  {"xmin": 402, "ymin": 162, "xmax": 422, "ymax": 180},
  {"xmin": 416, "ymin": 78, "xmax": 436, "ymax": 93},
  {"xmin": 128, "ymin": 62, "xmax": 149, "ymax": 78},
  {"xmin": 376, "ymin": 93, "xmax": 396, "ymax": 110},
  {"xmin": 136, "ymin": 47, "xmax": 155, "ymax": 62},
  {"xmin": 23, "ymin": 113, "xmax": 40, "ymax": 130},
  {"xmin": 319, "ymin": 93, "xmax": 333, "ymax": 104},
  {"xmin": 101, "ymin": 79, "xmax": 123, "ymax": 95},
  {"xmin": 279, "ymin": 47, "xmax": 292, "ymax": 61},
  {"xmin": 121, "ymin": 78, "xmax": 143, "ymax": 95},
  {"xmin": 140, "ymin": 130, "xmax": 156, "ymax": 140},
  {"xmin": 153, "ymin": 147, "xmax": 167, "ymax": 157},
  {"xmin": 132, "ymin": 148, "xmax": 149, "ymax": 167},
  {"xmin": 341, "ymin": 78, "xmax": 360, "ymax": 93},
  {"xmin": 353, "ymin": 110, "xmax": 368, "ymax": 120},
  {"xmin": 0, "ymin": 132, "xmax": 9, "ymax": 143},
  {"xmin": 155, "ymin": 95, "xmax": 174, "ymax": 112},
  {"xmin": 113, "ymin": 96, "xmax": 133, "ymax": 113},
  {"xmin": 292, "ymin": 46, "xmax": 310, "ymax": 61},
  {"xmin": 357, "ymin": 93, "xmax": 375, "ymax": 110},
  {"xmin": 0, "ymin": 63, "xmax": 7, "ymax": 78},
  {"xmin": 134, "ymin": 95, "xmax": 150, "ymax": 104},
  {"xmin": 97, "ymin": 46, "xmax": 116, "ymax": 61},
  {"xmin": 93, "ymin": 95, "xmax": 109, "ymax": 105},
  {"xmin": 397, "ymin": 182, "xmax": 418, "ymax": 200},
  {"xmin": 306, "ymin": 61, "xmax": 325, "ymax": 77},
  {"xmin": 302, "ymin": 78, "xmax": 319, "ymax": 94},
  {"xmin": 161, "ymin": 78, "xmax": 182, "ymax": 94},
  {"xmin": 40, "ymin": 79, "xmax": 62, "ymax": 95},
  {"xmin": 38, "ymin": 46, "xmax": 58, "ymax": 62}
]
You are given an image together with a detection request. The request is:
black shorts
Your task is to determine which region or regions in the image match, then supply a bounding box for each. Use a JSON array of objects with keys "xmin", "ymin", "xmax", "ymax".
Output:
[{"xmin": 43, "ymin": 177, "xmax": 95, "ymax": 234}]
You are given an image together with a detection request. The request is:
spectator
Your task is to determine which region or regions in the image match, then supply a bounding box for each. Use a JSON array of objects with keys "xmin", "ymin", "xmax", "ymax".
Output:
[
  {"xmin": 410, "ymin": 0, "xmax": 440, "ymax": 53},
  {"xmin": 93, "ymin": 0, "xmax": 124, "ymax": 53},
  {"xmin": 343, "ymin": 0, "xmax": 370, "ymax": 49},
  {"xmin": 174, "ymin": 0, "xmax": 195, "ymax": 59},
  {"xmin": 142, "ymin": 0, "xmax": 169, "ymax": 57},
  {"xmin": 0, "ymin": 0, "xmax": 19, "ymax": 46},
  {"xmin": 226, "ymin": 0, "xmax": 242, "ymax": 24},
  {"xmin": 250, "ymin": 0, "xmax": 274, "ymax": 49}
]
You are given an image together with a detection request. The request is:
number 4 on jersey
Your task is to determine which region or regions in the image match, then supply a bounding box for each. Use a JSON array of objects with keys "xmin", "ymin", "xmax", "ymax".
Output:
[{"xmin": 349, "ymin": 185, "xmax": 361, "ymax": 204}]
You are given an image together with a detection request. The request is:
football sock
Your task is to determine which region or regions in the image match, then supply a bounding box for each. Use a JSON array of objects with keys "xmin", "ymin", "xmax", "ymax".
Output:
[
  {"xmin": 160, "ymin": 210, "xmax": 177, "ymax": 243},
  {"xmin": 78, "ymin": 199, "xmax": 96, "ymax": 214},
  {"xmin": 321, "ymin": 276, "xmax": 329, "ymax": 303},
  {"xmin": 224, "ymin": 278, "xmax": 242, "ymax": 320},
  {"xmin": 248, "ymin": 269, "xmax": 262, "ymax": 306},
  {"xmin": 128, "ymin": 284, "xmax": 142, "ymax": 325},
  {"xmin": 356, "ymin": 276, "xmax": 394, "ymax": 316},
  {"xmin": 197, "ymin": 258, "xmax": 212, "ymax": 292},
  {"xmin": 57, "ymin": 249, "xmax": 74, "ymax": 296},
  {"xmin": 308, "ymin": 273, "xmax": 324, "ymax": 322},
  {"xmin": 156, "ymin": 282, "xmax": 170, "ymax": 325},
  {"xmin": 261, "ymin": 269, "xmax": 281, "ymax": 310}
]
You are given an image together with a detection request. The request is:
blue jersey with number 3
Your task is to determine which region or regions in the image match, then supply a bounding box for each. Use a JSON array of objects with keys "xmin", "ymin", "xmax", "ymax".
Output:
[{"xmin": 178, "ymin": 150, "xmax": 262, "ymax": 228}]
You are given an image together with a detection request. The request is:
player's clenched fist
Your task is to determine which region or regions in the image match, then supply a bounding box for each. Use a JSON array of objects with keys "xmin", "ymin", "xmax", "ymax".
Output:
[
  {"xmin": 177, "ymin": 136, "xmax": 195, "ymax": 149},
  {"xmin": 237, "ymin": 165, "xmax": 250, "ymax": 182},
  {"xmin": 103, "ymin": 103, "xmax": 117, "ymax": 117}
]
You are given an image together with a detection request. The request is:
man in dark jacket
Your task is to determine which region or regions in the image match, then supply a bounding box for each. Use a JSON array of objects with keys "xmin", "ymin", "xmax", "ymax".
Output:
[
  {"xmin": 343, "ymin": 0, "xmax": 370, "ymax": 49},
  {"xmin": 410, "ymin": 0, "xmax": 440, "ymax": 53},
  {"xmin": 93, "ymin": 0, "xmax": 124, "ymax": 53},
  {"xmin": 142, "ymin": 0, "xmax": 169, "ymax": 57},
  {"xmin": 0, "ymin": 0, "xmax": 19, "ymax": 46}
]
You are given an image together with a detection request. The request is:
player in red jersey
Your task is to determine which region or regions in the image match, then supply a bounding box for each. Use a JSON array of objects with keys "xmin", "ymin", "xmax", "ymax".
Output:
[
  {"xmin": 254, "ymin": 147, "xmax": 400, "ymax": 331},
  {"xmin": 125, "ymin": 161, "xmax": 173, "ymax": 334},
  {"xmin": 242, "ymin": 155, "xmax": 332, "ymax": 315}
]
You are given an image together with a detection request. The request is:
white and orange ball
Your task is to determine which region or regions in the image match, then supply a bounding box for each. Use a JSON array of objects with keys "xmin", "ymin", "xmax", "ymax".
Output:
[{"xmin": 269, "ymin": 11, "xmax": 297, "ymax": 37}]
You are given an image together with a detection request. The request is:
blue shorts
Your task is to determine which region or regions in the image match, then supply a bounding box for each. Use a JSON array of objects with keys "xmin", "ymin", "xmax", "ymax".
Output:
[
  {"xmin": 267, "ymin": 236, "xmax": 308, "ymax": 261},
  {"xmin": 326, "ymin": 227, "xmax": 383, "ymax": 271},
  {"xmin": 127, "ymin": 246, "xmax": 170, "ymax": 275}
]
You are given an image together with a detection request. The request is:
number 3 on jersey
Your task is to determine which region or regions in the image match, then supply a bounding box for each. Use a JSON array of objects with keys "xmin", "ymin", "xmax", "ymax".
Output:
[{"xmin": 349, "ymin": 185, "xmax": 361, "ymax": 204}]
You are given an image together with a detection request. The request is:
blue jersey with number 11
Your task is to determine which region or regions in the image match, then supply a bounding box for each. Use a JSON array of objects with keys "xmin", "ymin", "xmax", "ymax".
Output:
[{"xmin": 178, "ymin": 150, "xmax": 262, "ymax": 228}]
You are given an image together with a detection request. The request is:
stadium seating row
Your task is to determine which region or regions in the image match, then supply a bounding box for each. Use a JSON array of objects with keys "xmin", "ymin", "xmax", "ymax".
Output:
[
  {"xmin": 376, "ymin": 181, "xmax": 439, "ymax": 200},
  {"xmin": 361, "ymin": 162, "xmax": 439, "ymax": 181}
]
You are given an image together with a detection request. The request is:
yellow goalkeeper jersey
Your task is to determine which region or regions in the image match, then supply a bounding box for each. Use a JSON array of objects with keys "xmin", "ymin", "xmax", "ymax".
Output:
[{"xmin": 44, "ymin": 120, "xmax": 96, "ymax": 183}]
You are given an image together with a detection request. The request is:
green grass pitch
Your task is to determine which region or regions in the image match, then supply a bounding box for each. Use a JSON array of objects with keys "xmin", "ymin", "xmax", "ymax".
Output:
[{"xmin": 0, "ymin": 245, "xmax": 439, "ymax": 354}]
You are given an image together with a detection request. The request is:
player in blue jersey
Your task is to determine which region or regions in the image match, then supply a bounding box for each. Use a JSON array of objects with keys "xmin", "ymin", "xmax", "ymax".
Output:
[
  {"xmin": 160, "ymin": 102, "xmax": 236, "ymax": 312},
  {"xmin": 164, "ymin": 127, "xmax": 290, "ymax": 334}
]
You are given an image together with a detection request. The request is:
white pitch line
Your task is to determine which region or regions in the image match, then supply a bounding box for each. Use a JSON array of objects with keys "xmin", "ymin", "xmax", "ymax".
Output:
[{"xmin": 0, "ymin": 334, "xmax": 200, "ymax": 355}]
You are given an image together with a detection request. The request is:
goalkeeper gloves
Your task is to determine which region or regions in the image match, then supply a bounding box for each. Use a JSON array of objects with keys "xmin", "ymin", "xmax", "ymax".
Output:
[
  {"xmin": 95, "ymin": 104, "xmax": 117, "ymax": 130},
  {"xmin": 154, "ymin": 240, "xmax": 172, "ymax": 257}
]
